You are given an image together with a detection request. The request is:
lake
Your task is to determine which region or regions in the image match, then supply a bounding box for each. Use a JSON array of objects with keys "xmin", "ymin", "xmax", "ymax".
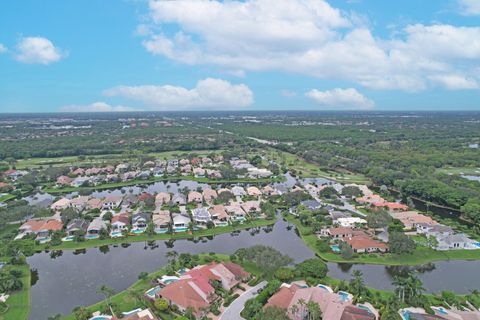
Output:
[{"xmin": 27, "ymin": 214, "xmax": 480, "ymax": 320}]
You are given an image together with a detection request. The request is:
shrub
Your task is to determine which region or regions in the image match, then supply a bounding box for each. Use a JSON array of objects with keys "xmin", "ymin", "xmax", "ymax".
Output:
[{"xmin": 154, "ymin": 298, "xmax": 169, "ymax": 312}]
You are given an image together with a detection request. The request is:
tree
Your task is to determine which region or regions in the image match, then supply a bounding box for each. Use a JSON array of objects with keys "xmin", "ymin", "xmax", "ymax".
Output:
[
  {"xmin": 295, "ymin": 258, "xmax": 328, "ymax": 279},
  {"xmin": 306, "ymin": 300, "xmax": 322, "ymax": 320},
  {"xmin": 72, "ymin": 306, "xmax": 91, "ymax": 320},
  {"xmin": 257, "ymin": 306, "xmax": 290, "ymax": 320},
  {"xmin": 154, "ymin": 298, "xmax": 169, "ymax": 311},
  {"xmin": 341, "ymin": 186, "xmax": 362, "ymax": 198},
  {"xmin": 166, "ymin": 250, "xmax": 179, "ymax": 266},
  {"xmin": 138, "ymin": 271, "xmax": 149, "ymax": 280},
  {"xmin": 274, "ymin": 267, "xmax": 294, "ymax": 281},
  {"xmin": 389, "ymin": 232, "xmax": 416, "ymax": 254},
  {"xmin": 319, "ymin": 186, "xmax": 339, "ymax": 199},
  {"xmin": 48, "ymin": 315, "xmax": 62, "ymax": 320},
  {"xmin": 462, "ymin": 199, "xmax": 480, "ymax": 222},
  {"xmin": 366, "ymin": 210, "xmax": 392, "ymax": 229},
  {"xmin": 97, "ymin": 285, "xmax": 115, "ymax": 314},
  {"xmin": 234, "ymin": 245, "xmax": 293, "ymax": 273},
  {"xmin": 349, "ymin": 270, "xmax": 368, "ymax": 298},
  {"xmin": 340, "ymin": 242, "xmax": 354, "ymax": 260}
]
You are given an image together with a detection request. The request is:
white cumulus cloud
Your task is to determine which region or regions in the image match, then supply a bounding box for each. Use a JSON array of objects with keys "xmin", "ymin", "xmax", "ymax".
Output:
[
  {"xmin": 0, "ymin": 43, "xmax": 6, "ymax": 53},
  {"xmin": 306, "ymin": 88, "xmax": 375, "ymax": 109},
  {"xmin": 103, "ymin": 78, "xmax": 254, "ymax": 109},
  {"xmin": 141, "ymin": 0, "xmax": 480, "ymax": 92},
  {"xmin": 15, "ymin": 37, "xmax": 65, "ymax": 64},
  {"xmin": 60, "ymin": 102, "xmax": 137, "ymax": 113},
  {"xmin": 458, "ymin": 0, "xmax": 480, "ymax": 16}
]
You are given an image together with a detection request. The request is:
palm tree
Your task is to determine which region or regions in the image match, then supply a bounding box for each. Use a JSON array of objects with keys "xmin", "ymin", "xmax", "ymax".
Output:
[
  {"xmin": 298, "ymin": 298, "xmax": 306, "ymax": 320},
  {"xmin": 97, "ymin": 284, "xmax": 115, "ymax": 315},
  {"xmin": 290, "ymin": 304, "xmax": 299, "ymax": 319},
  {"xmin": 166, "ymin": 250, "xmax": 179, "ymax": 266},
  {"xmin": 306, "ymin": 301, "xmax": 322, "ymax": 320},
  {"xmin": 349, "ymin": 270, "xmax": 366, "ymax": 297},
  {"xmin": 405, "ymin": 274, "xmax": 425, "ymax": 305}
]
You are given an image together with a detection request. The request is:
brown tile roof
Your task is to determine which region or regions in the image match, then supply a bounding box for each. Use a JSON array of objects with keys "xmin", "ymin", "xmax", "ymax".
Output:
[
  {"xmin": 221, "ymin": 262, "xmax": 250, "ymax": 279},
  {"xmin": 159, "ymin": 279, "xmax": 212, "ymax": 317},
  {"xmin": 345, "ymin": 235, "xmax": 388, "ymax": 251},
  {"xmin": 340, "ymin": 305, "xmax": 376, "ymax": 320},
  {"xmin": 265, "ymin": 285, "xmax": 299, "ymax": 310},
  {"xmin": 209, "ymin": 205, "xmax": 229, "ymax": 220}
]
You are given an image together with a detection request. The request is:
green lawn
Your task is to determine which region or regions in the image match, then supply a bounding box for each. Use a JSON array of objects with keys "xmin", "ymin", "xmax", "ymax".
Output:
[
  {"xmin": 0, "ymin": 194, "xmax": 15, "ymax": 203},
  {"xmin": 15, "ymin": 150, "xmax": 223, "ymax": 170},
  {"xmin": 35, "ymin": 219, "xmax": 276, "ymax": 251},
  {"xmin": 0, "ymin": 265, "xmax": 31, "ymax": 320},
  {"xmin": 261, "ymin": 148, "xmax": 370, "ymax": 183},
  {"xmin": 286, "ymin": 215, "xmax": 480, "ymax": 266}
]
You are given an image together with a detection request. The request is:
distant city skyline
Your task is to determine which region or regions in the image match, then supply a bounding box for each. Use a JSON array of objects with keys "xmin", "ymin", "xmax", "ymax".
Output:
[{"xmin": 1, "ymin": 0, "xmax": 480, "ymax": 112}]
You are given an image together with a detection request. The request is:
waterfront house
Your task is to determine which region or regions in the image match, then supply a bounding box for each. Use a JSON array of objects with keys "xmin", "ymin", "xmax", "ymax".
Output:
[
  {"xmin": 18, "ymin": 219, "xmax": 63, "ymax": 239},
  {"xmin": 262, "ymin": 185, "xmax": 276, "ymax": 196},
  {"xmin": 153, "ymin": 212, "xmax": 171, "ymax": 233},
  {"xmin": 71, "ymin": 177, "xmax": 91, "ymax": 187},
  {"xmin": 390, "ymin": 211, "xmax": 437, "ymax": 230},
  {"xmin": 225, "ymin": 204, "xmax": 247, "ymax": 221},
  {"xmin": 247, "ymin": 167, "xmax": 273, "ymax": 178},
  {"xmin": 166, "ymin": 165, "xmax": 176, "ymax": 174},
  {"xmin": 202, "ymin": 189, "xmax": 217, "ymax": 202},
  {"xmin": 300, "ymin": 200, "xmax": 322, "ymax": 211},
  {"xmin": 172, "ymin": 214, "xmax": 191, "ymax": 231},
  {"xmin": 436, "ymin": 234, "xmax": 473, "ymax": 250},
  {"xmin": 132, "ymin": 213, "xmax": 151, "ymax": 231},
  {"xmin": 102, "ymin": 195, "xmax": 123, "ymax": 210},
  {"xmin": 86, "ymin": 198, "xmax": 103, "ymax": 210},
  {"xmin": 241, "ymin": 200, "xmax": 261, "ymax": 216},
  {"xmin": 319, "ymin": 227, "xmax": 354, "ymax": 239},
  {"xmin": 181, "ymin": 164, "xmax": 192, "ymax": 174},
  {"xmin": 167, "ymin": 159, "xmax": 179, "ymax": 167},
  {"xmin": 193, "ymin": 167, "xmax": 206, "ymax": 177},
  {"xmin": 192, "ymin": 207, "xmax": 211, "ymax": 228},
  {"xmin": 416, "ymin": 223, "xmax": 453, "ymax": 237},
  {"xmin": 111, "ymin": 213, "xmax": 130, "ymax": 232},
  {"xmin": 188, "ymin": 191, "xmax": 203, "ymax": 203},
  {"xmin": 171, "ymin": 193, "xmax": 186, "ymax": 205},
  {"xmin": 372, "ymin": 202, "xmax": 408, "ymax": 212},
  {"xmin": 66, "ymin": 219, "xmax": 89, "ymax": 236},
  {"xmin": 266, "ymin": 283, "xmax": 377, "ymax": 320},
  {"xmin": 345, "ymin": 235, "xmax": 389, "ymax": 253},
  {"xmin": 336, "ymin": 217, "xmax": 367, "ymax": 228},
  {"xmin": 209, "ymin": 205, "xmax": 229, "ymax": 226},
  {"xmin": 87, "ymin": 217, "xmax": 107, "ymax": 238},
  {"xmin": 155, "ymin": 192, "xmax": 171, "ymax": 206},
  {"xmin": 355, "ymin": 194, "xmax": 384, "ymax": 205}
]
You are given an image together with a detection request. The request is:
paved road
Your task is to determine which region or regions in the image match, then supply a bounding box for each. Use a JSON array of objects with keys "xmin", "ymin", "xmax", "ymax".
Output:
[{"xmin": 220, "ymin": 281, "xmax": 267, "ymax": 320}]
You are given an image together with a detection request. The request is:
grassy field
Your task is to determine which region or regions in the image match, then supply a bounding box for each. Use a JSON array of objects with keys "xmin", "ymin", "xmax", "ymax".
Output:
[
  {"xmin": 286, "ymin": 215, "xmax": 480, "ymax": 266},
  {"xmin": 260, "ymin": 148, "xmax": 370, "ymax": 183},
  {"xmin": 15, "ymin": 150, "xmax": 223, "ymax": 170},
  {"xmin": 35, "ymin": 218, "xmax": 276, "ymax": 251},
  {"xmin": 0, "ymin": 265, "xmax": 31, "ymax": 320}
]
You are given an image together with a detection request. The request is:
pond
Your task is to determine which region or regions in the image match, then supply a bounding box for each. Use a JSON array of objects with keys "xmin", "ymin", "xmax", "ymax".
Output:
[{"xmin": 27, "ymin": 214, "xmax": 480, "ymax": 319}]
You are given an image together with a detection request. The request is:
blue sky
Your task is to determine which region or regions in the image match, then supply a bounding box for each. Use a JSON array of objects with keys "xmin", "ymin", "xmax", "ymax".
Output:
[{"xmin": 0, "ymin": 0, "xmax": 479, "ymax": 112}]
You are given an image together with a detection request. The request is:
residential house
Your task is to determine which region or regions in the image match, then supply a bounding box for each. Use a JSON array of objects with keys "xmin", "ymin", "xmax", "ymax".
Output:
[
  {"xmin": 188, "ymin": 191, "xmax": 203, "ymax": 203},
  {"xmin": 436, "ymin": 234, "xmax": 474, "ymax": 251},
  {"xmin": 69, "ymin": 196, "xmax": 89, "ymax": 211},
  {"xmin": 246, "ymin": 186, "xmax": 262, "ymax": 197},
  {"xmin": 56, "ymin": 175, "xmax": 73, "ymax": 186},
  {"xmin": 345, "ymin": 235, "xmax": 389, "ymax": 253},
  {"xmin": 217, "ymin": 188, "xmax": 232, "ymax": 196},
  {"xmin": 18, "ymin": 219, "xmax": 63, "ymax": 240},
  {"xmin": 262, "ymin": 185, "xmax": 276, "ymax": 196},
  {"xmin": 247, "ymin": 167, "xmax": 273, "ymax": 178},
  {"xmin": 138, "ymin": 192, "xmax": 154, "ymax": 203},
  {"xmin": 115, "ymin": 163, "xmax": 129, "ymax": 173},
  {"xmin": 241, "ymin": 200, "xmax": 261, "ymax": 216},
  {"xmin": 231, "ymin": 186, "xmax": 247, "ymax": 197},
  {"xmin": 319, "ymin": 227, "xmax": 354, "ymax": 239},
  {"xmin": 372, "ymin": 202, "xmax": 408, "ymax": 212},
  {"xmin": 336, "ymin": 217, "xmax": 367, "ymax": 228},
  {"xmin": 153, "ymin": 212, "xmax": 171, "ymax": 233},
  {"xmin": 71, "ymin": 177, "xmax": 91, "ymax": 187},
  {"xmin": 181, "ymin": 164, "xmax": 192, "ymax": 175},
  {"xmin": 71, "ymin": 168, "xmax": 85, "ymax": 176},
  {"xmin": 355, "ymin": 194, "xmax": 384, "ymax": 205},
  {"xmin": 50, "ymin": 198, "xmax": 71, "ymax": 211},
  {"xmin": 179, "ymin": 159, "xmax": 190, "ymax": 166},
  {"xmin": 102, "ymin": 195, "xmax": 123, "ymax": 210},
  {"xmin": 209, "ymin": 205, "xmax": 229, "ymax": 226},
  {"xmin": 86, "ymin": 198, "xmax": 103, "ymax": 210},
  {"xmin": 66, "ymin": 219, "xmax": 89, "ymax": 236},
  {"xmin": 193, "ymin": 167, "xmax": 205, "ymax": 177},
  {"xmin": 86, "ymin": 217, "xmax": 107, "ymax": 238},
  {"xmin": 192, "ymin": 207, "xmax": 211, "ymax": 228},
  {"xmin": 171, "ymin": 194, "xmax": 186, "ymax": 205},
  {"xmin": 225, "ymin": 204, "xmax": 247, "ymax": 221},
  {"xmin": 202, "ymin": 189, "xmax": 217, "ymax": 203},
  {"xmin": 167, "ymin": 159, "xmax": 179, "ymax": 167},
  {"xmin": 122, "ymin": 194, "xmax": 138, "ymax": 207},
  {"xmin": 390, "ymin": 211, "xmax": 437, "ymax": 230},
  {"xmin": 266, "ymin": 283, "xmax": 377, "ymax": 320},
  {"xmin": 416, "ymin": 223, "xmax": 453, "ymax": 237},
  {"xmin": 206, "ymin": 169, "xmax": 222, "ymax": 179},
  {"xmin": 155, "ymin": 192, "xmax": 171, "ymax": 206},
  {"xmin": 300, "ymin": 200, "xmax": 322, "ymax": 211},
  {"xmin": 111, "ymin": 214, "xmax": 130, "ymax": 233},
  {"xmin": 137, "ymin": 170, "xmax": 151, "ymax": 180},
  {"xmin": 132, "ymin": 213, "xmax": 151, "ymax": 231},
  {"xmin": 172, "ymin": 214, "xmax": 191, "ymax": 231}
]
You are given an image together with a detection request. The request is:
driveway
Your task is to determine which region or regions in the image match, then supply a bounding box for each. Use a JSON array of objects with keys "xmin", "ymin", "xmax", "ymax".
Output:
[{"xmin": 220, "ymin": 281, "xmax": 267, "ymax": 320}]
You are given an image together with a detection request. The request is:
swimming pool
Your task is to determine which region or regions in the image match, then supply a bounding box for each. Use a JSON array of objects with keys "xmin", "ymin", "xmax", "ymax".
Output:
[
  {"xmin": 85, "ymin": 235, "xmax": 99, "ymax": 240},
  {"xmin": 317, "ymin": 284, "xmax": 333, "ymax": 293},
  {"xmin": 110, "ymin": 231, "xmax": 122, "ymax": 238},
  {"xmin": 434, "ymin": 307, "xmax": 448, "ymax": 315},
  {"xmin": 62, "ymin": 236, "xmax": 75, "ymax": 242},
  {"xmin": 338, "ymin": 291, "xmax": 350, "ymax": 301},
  {"xmin": 330, "ymin": 244, "xmax": 341, "ymax": 253},
  {"xmin": 131, "ymin": 228, "xmax": 146, "ymax": 234},
  {"xmin": 88, "ymin": 316, "xmax": 112, "ymax": 320},
  {"xmin": 174, "ymin": 227, "xmax": 188, "ymax": 232},
  {"xmin": 402, "ymin": 310, "xmax": 410, "ymax": 320},
  {"xmin": 154, "ymin": 229, "xmax": 168, "ymax": 234},
  {"xmin": 145, "ymin": 286, "xmax": 161, "ymax": 299}
]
